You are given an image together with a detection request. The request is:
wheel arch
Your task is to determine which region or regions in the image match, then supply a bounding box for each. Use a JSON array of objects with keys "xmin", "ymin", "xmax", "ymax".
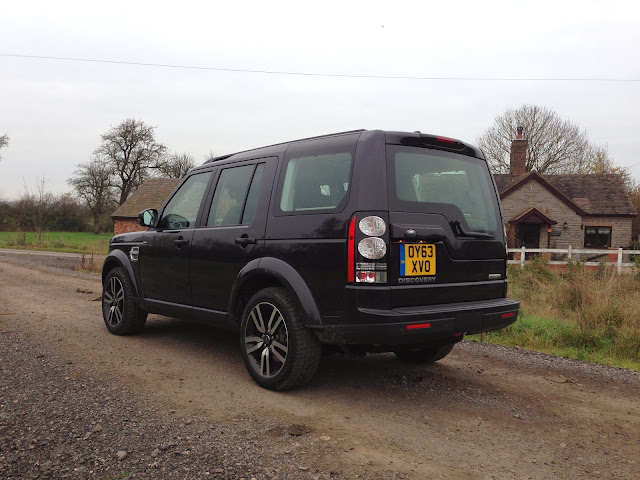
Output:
[
  {"xmin": 102, "ymin": 250, "xmax": 140, "ymax": 297},
  {"xmin": 229, "ymin": 257, "xmax": 323, "ymax": 327}
]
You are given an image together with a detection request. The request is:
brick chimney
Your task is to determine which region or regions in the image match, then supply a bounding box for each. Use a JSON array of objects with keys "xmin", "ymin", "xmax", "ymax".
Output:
[{"xmin": 510, "ymin": 126, "xmax": 527, "ymax": 176}]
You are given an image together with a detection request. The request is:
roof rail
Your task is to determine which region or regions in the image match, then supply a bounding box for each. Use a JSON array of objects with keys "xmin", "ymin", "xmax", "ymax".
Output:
[{"xmin": 204, "ymin": 129, "xmax": 366, "ymax": 163}]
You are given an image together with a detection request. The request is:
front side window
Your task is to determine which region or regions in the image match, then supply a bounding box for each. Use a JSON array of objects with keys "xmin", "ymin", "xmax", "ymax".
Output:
[
  {"xmin": 584, "ymin": 226, "xmax": 611, "ymax": 247},
  {"xmin": 158, "ymin": 171, "xmax": 212, "ymax": 229},
  {"xmin": 279, "ymin": 153, "xmax": 352, "ymax": 212}
]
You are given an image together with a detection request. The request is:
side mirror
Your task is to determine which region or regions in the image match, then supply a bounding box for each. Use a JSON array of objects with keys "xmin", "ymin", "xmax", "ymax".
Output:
[{"xmin": 138, "ymin": 209, "xmax": 158, "ymax": 227}]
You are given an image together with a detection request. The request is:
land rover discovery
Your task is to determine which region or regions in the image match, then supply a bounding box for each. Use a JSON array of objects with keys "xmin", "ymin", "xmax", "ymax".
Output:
[{"xmin": 101, "ymin": 130, "xmax": 519, "ymax": 390}]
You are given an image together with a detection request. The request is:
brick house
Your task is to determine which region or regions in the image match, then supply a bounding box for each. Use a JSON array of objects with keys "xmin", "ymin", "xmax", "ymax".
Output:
[
  {"xmin": 493, "ymin": 128, "xmax": 636, "ymax": 252},
  {"xmin": 111, "ymin": 179, "xmax": 180, "ymax": 235}
]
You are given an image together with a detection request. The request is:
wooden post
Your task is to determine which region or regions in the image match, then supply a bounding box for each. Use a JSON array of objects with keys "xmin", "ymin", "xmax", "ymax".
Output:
[
  {"xmin": 520, "ymin": 246, "xmax": 525, "ymax": 268},
  {"xmin": 618, "ymin": 248, "xmax": 623, "ymax": 274},
  {"xmin": 567, "ymin": 245, "xmax": 572, "ymax": 261}
]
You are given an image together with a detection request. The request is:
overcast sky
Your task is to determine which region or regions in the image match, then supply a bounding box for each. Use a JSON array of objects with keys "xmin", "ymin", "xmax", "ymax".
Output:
[{"xmin": 1, "ymin": 0, "xmax": 639, "ymax": 200}]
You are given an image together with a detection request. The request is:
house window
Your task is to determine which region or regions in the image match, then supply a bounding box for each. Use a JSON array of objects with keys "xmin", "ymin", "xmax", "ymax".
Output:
[{"xmin": 584, "ymin": 226, "xmax": 612, "ymax": 248}]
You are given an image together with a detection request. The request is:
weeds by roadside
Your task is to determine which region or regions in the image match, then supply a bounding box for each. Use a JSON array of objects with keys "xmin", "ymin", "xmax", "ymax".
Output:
[
  {"xmin": 471, "ymin": 258, "xmax": 640, "ymax": 370},
  {"xmin": 75, "ymin": 253, "xmax": 102, "ymax": 274}
]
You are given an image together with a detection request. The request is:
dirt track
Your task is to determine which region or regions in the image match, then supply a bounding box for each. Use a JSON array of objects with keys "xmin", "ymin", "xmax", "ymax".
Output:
[{"xmin": 1, "ymin": 255, "xmax": 639, "ymax": 479}]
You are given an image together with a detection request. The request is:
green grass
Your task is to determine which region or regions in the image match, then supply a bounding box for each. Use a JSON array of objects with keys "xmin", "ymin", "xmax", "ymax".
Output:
[
  {"xmin": 0, "ymin": 231, "xmax": 112, "ymax": 255},
  {"xmin": 470, "ymin": 259, "xmax": 640, "ymax": 371},
  {"xmin": 471, "ymin": 315, "xmax": 640, "ymax": 371}
]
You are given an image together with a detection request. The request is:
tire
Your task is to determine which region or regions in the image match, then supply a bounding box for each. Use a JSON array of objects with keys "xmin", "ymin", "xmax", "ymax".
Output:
[
  {"xmin": 394, "ymin": 342, "xmax": 456, "ymax": 364},
  {"xmin": 240, "ymin": 287, "xmax": 322, "ymax": 391},
  {"xmin": 102, "ymin": 267, "xmax": 147, "ymax": 335}
]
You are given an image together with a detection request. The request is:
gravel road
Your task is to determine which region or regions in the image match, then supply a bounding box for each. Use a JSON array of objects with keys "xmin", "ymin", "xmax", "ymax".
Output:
[{"xmin": 0, "ymin": 250, "xmax": 639, "ymax": 479}]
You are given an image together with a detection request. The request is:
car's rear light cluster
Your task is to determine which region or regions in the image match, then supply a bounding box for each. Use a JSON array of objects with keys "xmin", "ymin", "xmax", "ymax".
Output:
[{"xmin": 348, "ymin": 215, "xmax": 388, "ymax": 283}]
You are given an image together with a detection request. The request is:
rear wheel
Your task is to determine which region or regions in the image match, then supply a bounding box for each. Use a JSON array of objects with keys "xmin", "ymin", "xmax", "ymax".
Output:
[
  {"xmin": 240, "ymin": 287, "xmax": 321, "ymax": 391},
  {"xmin": 102, "ymin": 267, "xmax": 147, "ymax": 335},
  {"xmin": 394, "ymin": 342, "xmax": 455, "ymax": 364}
]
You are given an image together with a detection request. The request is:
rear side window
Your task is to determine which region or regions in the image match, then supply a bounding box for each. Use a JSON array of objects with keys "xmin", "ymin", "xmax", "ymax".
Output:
[
  {"xmin": 207, "ymin": 164, "xmax": 264, "ymax": 227},
  {"xmin": 279, "ymin": 153, "xmax": 352, "ymax": 212},
  {"xmin": 388, "ymin": 146, "xmax": 500, "ymax": 234}
]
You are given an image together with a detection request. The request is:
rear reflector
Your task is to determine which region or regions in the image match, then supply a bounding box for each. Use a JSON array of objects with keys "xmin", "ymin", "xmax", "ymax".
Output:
[
  {"xmin": 407, "ymin": 323, "xmax": 431, "ymax": 330},
  {"xmin": 501, "ymin": 312, "xmax": 516, "ymax": 319},
  {"xmin": 347, "ymin": 216, "xmax": 356, "ymax": 282}
]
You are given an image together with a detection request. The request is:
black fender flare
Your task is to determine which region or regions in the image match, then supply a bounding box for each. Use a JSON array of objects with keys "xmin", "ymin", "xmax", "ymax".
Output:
[
  {"xmin": 101, "ymin": 249, "xmax": 140, "ymax": 298},
  {"xmin": 229, "ymin": 257, "xmax": 323, "ymax": 327}
]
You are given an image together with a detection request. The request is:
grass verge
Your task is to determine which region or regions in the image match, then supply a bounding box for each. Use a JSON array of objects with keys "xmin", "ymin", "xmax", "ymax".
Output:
[
  {"xmin": 470, "ymin": 259, "xmax": 640, "ymax": 371},
  {"xmin": 0, "ymin": 231, "xmax": 111, "ymax": 255}
]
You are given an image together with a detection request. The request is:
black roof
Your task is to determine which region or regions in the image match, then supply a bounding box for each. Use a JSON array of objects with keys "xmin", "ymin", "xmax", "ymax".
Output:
[{"xmin": 197, "ymin": 129, "xmax": 484, "ymax": 170}]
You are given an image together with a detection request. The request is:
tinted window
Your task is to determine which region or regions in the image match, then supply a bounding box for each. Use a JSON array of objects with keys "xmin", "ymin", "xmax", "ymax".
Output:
[
  {"xmin": 388, "ymin": 146, "xmax": 499, "ymax": 234},
  {"xmin": 242, "ymin": 164, "xmax": 264, "ymax": 225},
  {"xmin": 207, "ymin": 164, "xmax": 257, "ymax": 227},
  {"xmin": 279, "ymin": 153, "xmax": 352, "ymax": 212},
  {"xmin": 159, "ymin": 171, "xmax": 212, "ymax": 229}
]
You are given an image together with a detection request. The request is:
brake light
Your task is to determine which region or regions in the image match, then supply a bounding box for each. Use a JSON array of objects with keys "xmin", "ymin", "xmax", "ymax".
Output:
[
  {"xmin": 407, "ymin": 323, "xmax": 431, "ymax": 330},
  {"xmin": 347, "ymin": 216, "xmax": 356, "ymax": 282},
  {"xmin": 349, "ymin": 214, "xmax": 388, "ymax": 284},
  {"xmin": 435, "ymin": 136, "xmax": 456, "ymax": 144}
]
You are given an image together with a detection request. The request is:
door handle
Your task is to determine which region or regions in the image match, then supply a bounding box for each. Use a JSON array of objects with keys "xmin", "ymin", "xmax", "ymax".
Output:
[
  {"xmin": 235, "ymin": 236, "xmax": 257, "ymax": 247},
  {"xmin": 174, "ymin": 238, "xmax": 189, "ymax": 248}
]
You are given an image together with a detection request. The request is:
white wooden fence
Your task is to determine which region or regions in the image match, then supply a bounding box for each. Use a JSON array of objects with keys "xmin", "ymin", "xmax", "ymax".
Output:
[{"xmin": 507, "ymin": 247, "xmax": 640, "ymax": 273}]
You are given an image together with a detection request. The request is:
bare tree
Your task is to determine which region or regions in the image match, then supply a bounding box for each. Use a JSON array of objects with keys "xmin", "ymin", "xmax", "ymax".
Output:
[
  {"xmin": 68, "ymin": 157, "xmax": 117, "ymax": 234},
  {"xmin": 204, "ymin": 150, "xmax": 217, "ymax": 162},
  {"xmin": 0, "ymin": 134, "xmax": 8, "ymax": 161},
  {"xmin": 94, "ymin": 119, "xmax": 167, "ymax": 205},
  {"xmin": 17, "ymin": 176, "xmax": 55, "ymax": 243},
  {"xmin": 154, "ymin": 152, "xmax": 196, "ymax": 178},
  {"xmin": 477, "ymin": 105, "xmax": 592, "ymax": 174}
]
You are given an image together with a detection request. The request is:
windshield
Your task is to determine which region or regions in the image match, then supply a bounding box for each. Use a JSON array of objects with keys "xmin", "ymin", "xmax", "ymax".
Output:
[{"xmin": 387, "ymin": 146, "xmax": 500, "ymax": 235}]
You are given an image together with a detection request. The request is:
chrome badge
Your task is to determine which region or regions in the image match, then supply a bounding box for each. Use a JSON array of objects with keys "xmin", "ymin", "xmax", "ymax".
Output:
[{"xmin": 130, "ymin": 246, "xmax": 139, "ymax": 262}]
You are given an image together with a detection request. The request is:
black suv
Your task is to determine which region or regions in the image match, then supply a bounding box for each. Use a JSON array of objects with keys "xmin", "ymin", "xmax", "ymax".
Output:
[{"xmin": 101, "ymin": 130, "xmax": 519, "ymax": 390}]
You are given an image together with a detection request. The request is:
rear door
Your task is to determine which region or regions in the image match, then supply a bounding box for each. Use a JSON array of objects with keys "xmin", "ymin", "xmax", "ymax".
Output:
[
  {"xmin": 386, "ymin": 144, "xmax": 506, "ymax": 307},
  {"xmin": 190, "ymin": 157, "xmax": 277, "ymax": 313}
]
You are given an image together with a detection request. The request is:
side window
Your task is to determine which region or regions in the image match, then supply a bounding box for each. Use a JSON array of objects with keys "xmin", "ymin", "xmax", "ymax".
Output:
[
  {"xmin": 241, "ymin": 164, "xmax": 264, "ymax": 225},
  {"xmin": 158, "ymin": 171, "xmax": 212, "ymax": 229},
  {"xmin": 279, "ymin": 152, "xmax": 352, "ymax": 212},
  {"xmin": 207, "ymin": 164, "xmax": 263, "ymax": 227}
]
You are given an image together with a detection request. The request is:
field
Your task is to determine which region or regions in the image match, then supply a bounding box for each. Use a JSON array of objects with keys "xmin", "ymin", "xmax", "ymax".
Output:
[
  {"xmin": 0, "ymin": 231, "xmax": 112, "ymax": 255},
  {"xmin": 472, "ymin": 259, "xmax": 640, "ymax": 370}
]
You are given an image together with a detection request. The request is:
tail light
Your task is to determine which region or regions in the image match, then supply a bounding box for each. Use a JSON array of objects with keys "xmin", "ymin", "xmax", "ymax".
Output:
[{"xmin": 348, "ymin": 214, "xmax": 388, "ymax": 284}]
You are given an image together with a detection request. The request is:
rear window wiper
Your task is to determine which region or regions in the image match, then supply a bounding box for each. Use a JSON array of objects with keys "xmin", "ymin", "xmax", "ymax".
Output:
[{"xmin": 450, "ymin": 220, "xmax": 494, "ymax": 239}]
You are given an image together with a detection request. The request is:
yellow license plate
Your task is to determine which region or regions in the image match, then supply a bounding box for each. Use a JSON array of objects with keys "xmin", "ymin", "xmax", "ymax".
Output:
[{"xmin": 400, "ymin": 244, "xmax": 436, "ymax": 276}]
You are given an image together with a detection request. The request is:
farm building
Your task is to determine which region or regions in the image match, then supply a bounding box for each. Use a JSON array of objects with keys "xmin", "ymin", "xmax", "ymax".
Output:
[{"xmin": 111, "ymin": 179, "xmax": 180, "ymax": 235}]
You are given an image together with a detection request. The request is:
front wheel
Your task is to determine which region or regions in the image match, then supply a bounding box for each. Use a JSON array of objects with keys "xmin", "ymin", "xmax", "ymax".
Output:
[
  {"xmin": 240, "ymin": 287, "xmax": 321, "ymax": 391},
  {"xmin": 102, "ymin": 267, "xmax": 147, "ymax": 335},
  {"xmin": 394, "ymin": 342, "xmax": 456, "ymax": 364}
]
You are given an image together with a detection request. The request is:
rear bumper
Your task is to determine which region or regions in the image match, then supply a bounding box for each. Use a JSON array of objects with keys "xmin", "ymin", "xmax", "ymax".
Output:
[{"xmin": 313, "ymin": 298, "xmax": 519, "ymax": 345}]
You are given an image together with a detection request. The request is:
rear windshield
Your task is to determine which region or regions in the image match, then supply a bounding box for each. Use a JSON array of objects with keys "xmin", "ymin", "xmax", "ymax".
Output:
[{"xmin": 387, "ymin": 146, "xmax": 500, "ymax": 234}]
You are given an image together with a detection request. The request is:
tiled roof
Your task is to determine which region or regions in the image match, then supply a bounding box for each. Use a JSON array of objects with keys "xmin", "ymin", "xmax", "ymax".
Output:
[
  {"xmin": 494, "ymin": 173, "xmax": 636, "ymax": 216},
  {"xmin": 111, "ymin": 179, "xmax": 181, "ymax": 218}
]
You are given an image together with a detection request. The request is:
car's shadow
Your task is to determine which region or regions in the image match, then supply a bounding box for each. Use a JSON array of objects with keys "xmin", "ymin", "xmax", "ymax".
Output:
[{"xmin": 133, "ymin": 314, "xmax": 516, "ymax": 413}]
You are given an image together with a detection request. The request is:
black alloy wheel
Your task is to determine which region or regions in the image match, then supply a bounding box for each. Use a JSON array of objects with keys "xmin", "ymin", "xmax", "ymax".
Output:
[
  {"xmin": 240, "ymin": 287, "xmax": 321, "ymax": 391},
  {"xmin": 101, "ymin": 267, "xmax": 147, "ymax": 335}
]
